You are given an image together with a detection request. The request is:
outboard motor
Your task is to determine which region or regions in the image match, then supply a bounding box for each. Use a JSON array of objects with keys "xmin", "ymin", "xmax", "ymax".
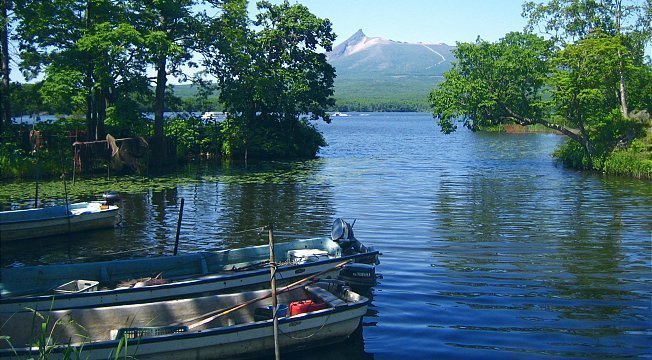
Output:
[
  {"xmin": 338, "ymin": 263, "xmax": 378, "ymax": 288},
  {"xmin": 102, "ymin": 191, "xmax": 121, "ymax": 205},
  {"xmin": 331, "ymin": 218, "xmax": 366, "ymax": 254},
  {"xmin": 331, "ymin": 218, "xmax": 379, "ymax": 264},
  {"xmin": 331, "ymin": 218, "xmax": 352, "ymax": 248}
]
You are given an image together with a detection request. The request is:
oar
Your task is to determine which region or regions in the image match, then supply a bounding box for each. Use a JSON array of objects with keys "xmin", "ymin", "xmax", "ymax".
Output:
[{"xmin": 181, "ymin": 259, "xmax": 351, "ymax": 330}]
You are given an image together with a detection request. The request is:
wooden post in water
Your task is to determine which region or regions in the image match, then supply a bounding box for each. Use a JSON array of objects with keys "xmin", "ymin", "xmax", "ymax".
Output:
[
  {"xmin": 267, "ymin": 224, "xmax": 280, "ymax": 360},
  {"xmin": 173, "ymin": 198, "xmax": 185, "ymax": 256},
  {"xmin": 34, "ymin": 163, "xmax": 39, "ymax": 208},
  {"xmin": 60, "ymin": 147, "xmax": 71, "ymax": 234}
]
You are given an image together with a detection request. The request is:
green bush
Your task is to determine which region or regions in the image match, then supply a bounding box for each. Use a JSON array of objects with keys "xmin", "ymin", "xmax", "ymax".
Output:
[
  {"xmin": 555, "ymin": 137, "xmax": 652, "ymax": 178},
  {"xmin": 221, "ymin": 115, "xmax": 326, "ymax": 160},
  {"xmin": 0, "ymin": 120, "xmax": 77, "ymax": 180},
  {"xmin": 603, "ymin": 139, "xmax": 652, "ymax": 178},
  {"xmin": 105, "ymin": 105, "xmax": 151, "ymax": 138},
  {"xmin": 165, "ymin": 115, "xmax": 224, "ymax": 161},
  {"xmin": 553, "ymin": 139, "xmax": 593, "ymax": 170}
]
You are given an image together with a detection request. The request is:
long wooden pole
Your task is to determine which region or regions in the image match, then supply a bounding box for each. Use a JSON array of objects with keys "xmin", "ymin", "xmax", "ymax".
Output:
[
  {"xmin": 268, "ymin": 224, "xmax": 280, "ymax": 360},
  {"xmin": 183, "ymin": 259, "xmax": 352, "ymax": 329},
  {"xmin": 173, "ymin": 198, "xmax": 185, "ymax": 256},
  {"xmin": 60, "ymin": 147, "xmax": 71, "ymax": 234}
]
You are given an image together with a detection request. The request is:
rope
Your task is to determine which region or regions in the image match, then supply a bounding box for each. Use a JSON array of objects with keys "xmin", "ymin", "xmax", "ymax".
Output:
[
  {"xmin": 230, "ymin": 226, "xmax": 266, "ymax": 235},
  {"xmin": 278, "ymin": 312, "xmax": 332, "ymax": 340}
]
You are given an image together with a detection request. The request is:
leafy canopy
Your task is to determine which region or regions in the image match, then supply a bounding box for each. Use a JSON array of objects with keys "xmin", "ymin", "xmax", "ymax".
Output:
[{"xmin": 205, "ymin": 0, "xmax": 335, "ymax": 159}]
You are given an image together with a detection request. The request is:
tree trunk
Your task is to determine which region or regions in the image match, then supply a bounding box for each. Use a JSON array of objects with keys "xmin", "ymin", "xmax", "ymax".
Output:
[
  {"xmin": 614, "ymin": 0, "xmax": 628, "ymax": 118},
  {"xmin": 154, "ymin": 56, "xmax": 166, "ymax": 137},
  {"xmin": 1, "ymin": 0, "xmax": 11, "ymax": 133},
  {"xmin": 618, "ymin": 53, "xmax": 628, "ymax": 118},
  {"xmin": 153, "ymin": 12, "xmax": 167, "ymax": 138},
  {"xmin": 96, "ymin": 87, "xmax": 107, "ymax": 139},
  {"xmin": 84, "ymin": 0, "xmax": 97, "ymax": 141},
  {"xmin": 85, "ymin": 84, "xmax": 96, "ymax": 140}
]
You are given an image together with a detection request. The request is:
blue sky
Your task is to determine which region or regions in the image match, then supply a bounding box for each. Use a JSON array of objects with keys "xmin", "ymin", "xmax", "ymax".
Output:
[{"xmin": 258, "ymin": 0, "xmax": 530, "ymax": 45}]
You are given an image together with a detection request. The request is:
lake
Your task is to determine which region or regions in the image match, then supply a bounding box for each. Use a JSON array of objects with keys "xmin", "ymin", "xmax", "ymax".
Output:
[{"xmin": 1, "ymin": 112, "xmax": 651, "ymax": 359}]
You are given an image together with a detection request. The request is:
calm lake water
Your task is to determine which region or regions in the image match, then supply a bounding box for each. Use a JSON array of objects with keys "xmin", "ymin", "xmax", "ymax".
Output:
[{"xmin": 1, "ymin": 112, "xmax": 651, "ymax": 359}]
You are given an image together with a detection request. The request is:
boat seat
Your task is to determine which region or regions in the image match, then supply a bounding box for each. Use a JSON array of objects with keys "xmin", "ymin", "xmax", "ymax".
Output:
[{"xmin": 305, "ymin": 285, "xmax": 347, "ymax": 308}]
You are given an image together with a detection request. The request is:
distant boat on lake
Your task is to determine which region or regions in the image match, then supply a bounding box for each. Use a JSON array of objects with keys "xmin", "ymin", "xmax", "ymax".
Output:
[
  {"xmin": 201, "ymin": 111, "xmax": 226, "ymax": 121},
  {"xmin": 0, "ymin": 201, "xmax": 119, "ymax": 242}
]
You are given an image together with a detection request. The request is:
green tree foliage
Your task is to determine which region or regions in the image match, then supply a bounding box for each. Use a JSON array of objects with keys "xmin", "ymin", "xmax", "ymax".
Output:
[
  {"xmin": 523, "ymin": 0, "xmax": 651, "ymax": 117},
  {"xmin": 0, "ymin": 0, "xmax": 12, "ymax": 133},
  {"xmin": 130, "ymin": 0, "xmax": 200, "ymax": 138},
  {"xmin": 431, "ymin": 0, "xmax": 651, "ymax": 174},
  {"xmin": 13, "ymin": 0, "xmax": 150, "ymax": 140},
  {"xmin": 430, "ymin": 33, "xmax": 554, "ymax": 134},
  {"xmin": 550, "ymin": 32, "xmax": 647, "ymax": 164},
  {"xmin": 204, "ymin": 0, "xmax": 333, "ymax": 159},
  {"xmin": 10, "ymin": 82, "xmax": 44, "ymax": 118}
]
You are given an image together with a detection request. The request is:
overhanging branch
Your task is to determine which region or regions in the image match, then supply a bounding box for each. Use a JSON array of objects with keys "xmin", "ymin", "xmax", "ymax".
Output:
[{"xmin": 504, "ymin": 107, "xmax": 584, "ymax": 144}]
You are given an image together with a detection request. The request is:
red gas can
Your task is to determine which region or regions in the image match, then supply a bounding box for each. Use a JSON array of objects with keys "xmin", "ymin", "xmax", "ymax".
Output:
[{"xmin": 289, "ymin": 300, "xmax": 328, "ymax": 316}]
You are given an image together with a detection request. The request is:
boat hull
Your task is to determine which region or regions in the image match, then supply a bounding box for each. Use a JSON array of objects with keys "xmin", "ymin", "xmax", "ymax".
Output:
[
  {"xmin": 0, "ymin": 202, "xmax": 118, "ymax": 242},
  {"xmin": 1, "ymin": 283, "xmax": 368, "ymax": 360},
  {"xmin": 1, "ymin": 237, "xmax": 379, "ymax": 312}
]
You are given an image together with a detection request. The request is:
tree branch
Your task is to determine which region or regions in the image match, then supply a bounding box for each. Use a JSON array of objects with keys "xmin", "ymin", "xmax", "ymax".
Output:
[{"xmin": 504, "ymin": 106, "xmax": 585, "ymax": 144}]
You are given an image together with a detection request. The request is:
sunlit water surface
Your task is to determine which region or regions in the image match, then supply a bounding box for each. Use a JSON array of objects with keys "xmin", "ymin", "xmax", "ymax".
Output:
[{"xmin": 1, "ymin": 113, "xmax": 651, "ymax": 359}]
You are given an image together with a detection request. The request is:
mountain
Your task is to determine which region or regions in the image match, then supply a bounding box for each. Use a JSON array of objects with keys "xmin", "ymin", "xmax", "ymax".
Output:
[{"xmin": 327, "ymin": 30, "xmax": 456, "ymax": 111}]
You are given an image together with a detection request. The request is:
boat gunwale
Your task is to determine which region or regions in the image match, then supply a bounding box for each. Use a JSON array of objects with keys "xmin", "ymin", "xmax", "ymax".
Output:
[
  {"xmin": 0, "ymin": 250, "xmax": 379, "ymax": 307},
  {"xmin": 1, "ymin": 292, "xmax": 369, "ymax": 355},
  {"xmin": 0, "ymin": 205, "xmax": 118, "ymax": 225}
]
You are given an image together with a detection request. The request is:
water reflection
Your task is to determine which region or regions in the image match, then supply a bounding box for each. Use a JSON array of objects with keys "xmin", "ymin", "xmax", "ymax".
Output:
[
  {"xmin": 1, "ymin": 113, "xmax": 650, "ymax": 359},
  {"xmin": 429, "ymin": 154, "xmax": 652, "ymax": 358},
  {"xmin": 0, "ymin": 159, "xmax": 336, "ymax": 266}
]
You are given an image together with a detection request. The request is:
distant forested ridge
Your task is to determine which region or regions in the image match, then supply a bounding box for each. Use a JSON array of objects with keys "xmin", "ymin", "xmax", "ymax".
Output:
[
  {"xmin": 170, "ymin": 29, "xmax": 456, "ymax": 114},
  {"xmin": 327, "ymin": 29, "xmax": 454, "ymax": 112}
]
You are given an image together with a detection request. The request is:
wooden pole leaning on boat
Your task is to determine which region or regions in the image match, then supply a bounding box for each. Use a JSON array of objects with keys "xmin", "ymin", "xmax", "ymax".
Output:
[
  {"xmin": 183, "ymin": 259, "xmax": 352, "ymax": 330},
  {"xmin": 173, "ymin": 198, "xmax": 185, "ymax": 256},
  {"xmin": 268, "ymin": 224, "xmax": 281, "ymax": 360}
]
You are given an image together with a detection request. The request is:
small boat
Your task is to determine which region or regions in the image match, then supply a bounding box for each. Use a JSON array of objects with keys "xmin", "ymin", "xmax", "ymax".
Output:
[
  {"xmin": 0, "ymin": 201, "xmax": 119, "ymax": 242},
  {"xmin": 200, "ymin": 111, "xmax": 225, "ymax": 121},
  {"xmin": 0, "ymin": 280, "xmax": 368, "ymax": 359},
  {"xmin": 0, "ymin": 219, "xmax": 379, "ymax": 312}
]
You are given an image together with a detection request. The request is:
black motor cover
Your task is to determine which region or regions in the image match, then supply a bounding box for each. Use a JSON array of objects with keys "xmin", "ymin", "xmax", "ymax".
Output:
[{"xmin": 339, "ymin": 263, "xmax": 377, "ymax": 288}]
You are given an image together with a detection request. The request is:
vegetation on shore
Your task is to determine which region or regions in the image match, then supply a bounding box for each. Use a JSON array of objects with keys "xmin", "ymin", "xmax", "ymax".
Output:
[
  {"xmin": 430, "ymin": 0, "xmax": 652, "ymax": 178},
  {"xmin": 0, "ymin": 0, "xmax": 334, "ymax": 177}
]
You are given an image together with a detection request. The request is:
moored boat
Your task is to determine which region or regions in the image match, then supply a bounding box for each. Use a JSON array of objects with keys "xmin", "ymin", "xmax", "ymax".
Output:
[
  {"xmin": 0, "ymin": 219, "xmax": 379, "ymax": 312},
  {"xmin": 0, "ymin": 281, "xmax": 368, "ymax": 359},
  {"xmin": 200, "ymin": 111, "xmax": 226, "ymax": 121},
  {"xmin": 0, "ymin": 201, "xmax": 119, "ymax": 242}
]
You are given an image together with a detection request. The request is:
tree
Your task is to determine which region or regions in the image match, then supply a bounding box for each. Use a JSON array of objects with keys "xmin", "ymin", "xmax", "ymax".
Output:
[
  {"xmin": 205, "ymin": 0, "xmax": 335, "ymax": 159},
  {"xmin": 0, "ymin": 0, "xmax": 11, "ymax": 133},
  {"xmin": 549, "ymin": 32, "xmax": 645, "ymax": 160},
  {"xmin": 130, "ymin": 0, "xmax": 200, "ymax": 138},
  {"xmin": 14, "ymin": 0, "xmax": 137, "ymax": 140},
  {"xmin": 430, "ymin": 33, "xmax": 556, "ymax": 133},
  {"xmin": 430, "ymin": 31, "xmax": 648, "ymax": 166},
  {"xmin": 13, "ymin": 0, "xmax": 160, "ymax": 141},
  {"xmin": 523, "ymin": 0, "xmax": 652, "ymax": 117}
]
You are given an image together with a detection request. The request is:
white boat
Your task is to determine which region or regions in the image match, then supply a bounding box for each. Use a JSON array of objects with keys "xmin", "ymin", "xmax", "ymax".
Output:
[
  {"xmin": 0, "ymin": 201, "xmax": 119, "ymax": 242},
  {"xmin": 200, "ymin": 111, "xmax": 225, "ymax": 121},
  {"xmin": 0, "ymin": 281, "xmax": 368, "ymax": 359},
  {"xmin": 0, "ymin": 219, "xmax": 379, "ymax": 312}
]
